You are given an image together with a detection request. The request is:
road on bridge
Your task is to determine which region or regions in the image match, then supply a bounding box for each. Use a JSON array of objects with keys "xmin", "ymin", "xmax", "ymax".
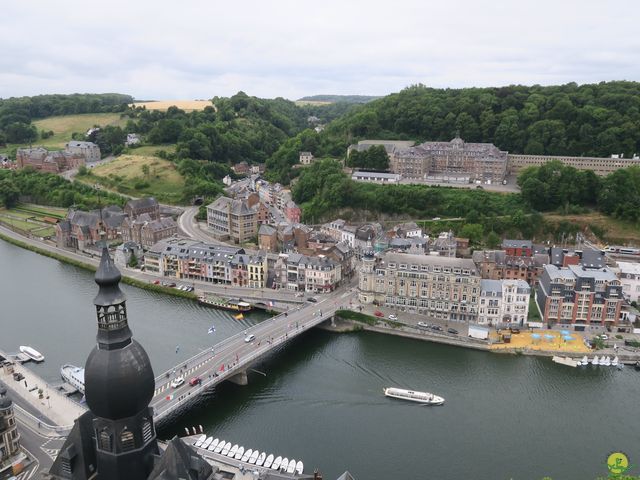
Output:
[{"xmin": 150, "ymin": 286, "xmax": 358, "ymax": 422}]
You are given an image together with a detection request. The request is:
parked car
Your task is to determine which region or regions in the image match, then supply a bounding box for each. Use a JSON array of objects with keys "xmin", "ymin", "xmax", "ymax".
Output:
[
  {"xmin": 388, "ymin": 314, "xmax": 398, "ymax": 321},
  {"xmin": 307, "ymin": 297, "xmax": 318, "ymax": 303},
  {"xmin": 374, "ymin": 310, "xmax": 384, "ymax": 317},
  {"xmin": 189, "ymin": 377, "xmax": 202, "ymax": 386},
  {"xmin": 171, "ymin": 376, "xmax": 185, "ymax": 388},
  {"xmin": 244, "ymin": 334, "xmax": 256, "ymax": 343},
  {"xmin": 417, "ymin": 322, "xmax": 429, "ymax": 329},
  {"xmin": 153, "ymin": 280, "xmax": 160, "ymax": 285},
  {"xmin": 447, "ymin": 328, "xmax": 459, "ymax": 335},
  {"xmin": 168, "ymin": 282, "xmax": 176, "ymax": 288},
  {"xmin": 13, "ymin": 372, "xmax": 24, "ymax": 381},
  {"xmin": 599, "ymin": 334, "xmax": 609, "ymax": 340},
  {"xmin": 431, "ymin": 325, "xmax": 443, "ymax": 331}
]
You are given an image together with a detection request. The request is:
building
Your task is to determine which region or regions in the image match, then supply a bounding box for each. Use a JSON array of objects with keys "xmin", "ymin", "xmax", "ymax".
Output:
[
  {"xmin": 206, "ymin": 196, "xmax": 258, "ymax": 244},
  {"xmin": 389, "ymin": 137, "xmax": 508, "ymax": 183},
  {"xmin": 550, "ymin": 248, "xmax": 606, "ymax": 269},
  {"xmin": 0, "ymin": 387, "xmax": 23, "ymax": 478},
  {"xmin": 258, "ymin": 224, "xmax": 278, "ymax": 252},
  {"xmin": 122, "ymin": 214, "xmax": 178, "ymax": 248},
  {"xmin": 502, "ymin": 239, "xmax": 533, "ymax": 257},
  {"xmin": 388, "ymin": 237, "xmax": 429, "ymax": 255},
  {"xmin": 428, "ymin": 231, "xmax": 457, "ymax": 257},
  {"xmin": 273, "ymin": 253, "xmax": 342, "ymax": 292},
  {"xmin": 351, "ymin": 171, "xmax": 401, "ymax": 184},
  {"xmin": 232, "ymin": 161, "xmax": 250, "ymax": 175},
  {"xmin": 477, "ymin": 279, "xmax": 530, "ymax": 326},
  {"xmin": 284, "ymin": 201, "xmax": 301, "ymax": 224},
  {"xmin": 358, "ymin": 252, "xmax": 481, "ymax": 322},
  {"xmin": 114, "ymin": 242, "xmax": 143, "ymax": 268},
  {"xmin": 65, "ymin": 141, "xmax": 101, "ymax": 162},
  {"xmin": 299, "ymin": 152, "xmax": 314, "ymax": 165},
  {"xmin": 614, "ymin": 261, "xmax": 640, "ymax": 303},
  {"xmin": 124, "ymin": 197, "xmax": 160, "ymax": 221},
  {"xmin": 393, "ymin": 222, "xmax": 422, "ymax": 238},
  {"xmin": 47, "ymin": 248, "xmax": 212, "ymax": 480},
  {"xmin": 472, "ymin": 250, "xmax": 549, "ymax": 285},
  {"xmin": 347, "ymin": 140, "xmax": 415, "ymax": 157},
  {"xmin": 508, "ymin": 154, "xmax": 640, "ymax": 177},
  {"xmin": 535, "ymin": 264, "xmax": 624, "ymax": 328},
  {"xmin": 56, "ymin": 206, "xmax": 126, "ymax": 250},
  {"xmin": 16, "ymin": 147, "xmax": 86, "ymax": 173}
]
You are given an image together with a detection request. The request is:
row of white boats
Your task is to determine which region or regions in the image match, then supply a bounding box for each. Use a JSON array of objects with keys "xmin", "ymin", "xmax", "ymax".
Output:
[
  {"xmin": 578, "ymin": 355, "xmax": 622, "ymax": 367},
  {"xmin": 194, "ymin": 436, "xmax": 304, "ymax": 475}
]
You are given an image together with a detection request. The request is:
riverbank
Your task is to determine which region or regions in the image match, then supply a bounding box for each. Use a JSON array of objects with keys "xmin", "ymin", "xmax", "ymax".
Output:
[
  {"xmin": 330, "ymin": 311, "xmax": 640, "ymax": 364},
  {"xmin": 0, "ymin": 229, "xmax": 196, "ymax": 300}
]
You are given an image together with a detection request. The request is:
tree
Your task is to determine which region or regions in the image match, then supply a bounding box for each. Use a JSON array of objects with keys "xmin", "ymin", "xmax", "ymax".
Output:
[
  {"xmin": 459, "ymin": 223, "xmax": 484, "ymax": 245},
  {"xmin": 5, "ymin": 122, "xmax": 37, "ymax": 143},
  {"xmin": 0, "ymin": 179, "xmax": 19, "ymax": 207},
  {"xmin": 141, "ymin": 164, "xmax": 150, "ymax": 177},
  {"xmin": 486, "ymin": 231, "xmax": 501, "ymax": 249}
]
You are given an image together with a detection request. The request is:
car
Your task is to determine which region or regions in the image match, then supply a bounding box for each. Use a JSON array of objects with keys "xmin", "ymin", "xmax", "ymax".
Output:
[
  {"xmin": 417, "ymin": 322, "xmax": 429, "ymax": 329},
  {"xmin": 599, "ymin": 334, "xmax": 609, "ymax": 340},
  {"xmin": 510, "ymin": 327, "xmax": 521, "ymax": 334},
  {"xmin": 389, "ymin": 314, "xmax": 398, "ymax": 321},
  {"xmin": 306, "ymin": 297, "xmax": 318, "ymax": 303},
  {"xmin": 153, "ymin": 280, "xmax": 160, "ymax": 285},
  {"xmin": 374, "ymin": 310, "xmax": 384, "ymax": 317},
  {"xmin": 168, "ymin": 282, "xmax": 176, "ymax": 288},
  {"xmin": 295, "ymin": 292, "xmax": 304, "ymax": 298},
  {"xmin": 12, "ymin": 372, "xmax": 24, "ymax": 381},
  {"xmin": 431, "ymin": 325, "xmax": 443, "ymax": 331},
  {"xmin": 171, "ymin": 376, "xmax": 185, "ymax": 388},
  {"xmin": 447, "ymin": 328, "xmax": 459, "ymax": 335},
  {"xmin": 244, "ymin": 334, "xmax": 256, "ymax": 343},
  {"xmin": 189, "ymin": 377, "xmax": 202, "ymax": 386}
]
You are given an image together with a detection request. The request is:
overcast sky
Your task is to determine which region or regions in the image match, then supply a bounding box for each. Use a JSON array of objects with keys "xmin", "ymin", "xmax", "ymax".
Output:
[{"xmin": 2, "ymin": 0, "xmax": 639, "ymax": 101}]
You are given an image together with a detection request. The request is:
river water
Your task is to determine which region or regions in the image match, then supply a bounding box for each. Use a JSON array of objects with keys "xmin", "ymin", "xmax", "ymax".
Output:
[{"xmin": 1, "ymin": 238, "xmax": 638, "ymax": 480}]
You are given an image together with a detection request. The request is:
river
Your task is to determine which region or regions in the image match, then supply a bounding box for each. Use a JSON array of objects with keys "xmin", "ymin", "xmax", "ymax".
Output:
[{"xmin": 1, "ymin": 238, "xmax": 638, "ymax": 480}]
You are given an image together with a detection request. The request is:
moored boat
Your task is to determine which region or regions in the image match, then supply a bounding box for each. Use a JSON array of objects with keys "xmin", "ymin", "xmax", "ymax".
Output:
[
  {"xmin": 241, "ymin": 449, "xmax": 252, "ymax": 462},
  {"xmin": 264, "ymin": 454, "xmax": 274, "ymax": 469},
  {"xmin": 249, "ymin": 450, "xmax": 259, "ymax": 464},
  {"xmin": 202, "ymin": 437, "xmax": 213, "ymax": 450},
  {"xmin": 612, "ymin": 356, "xmax": 619, "ymax": 367},
  {"xmin": 296, "ymin": 461, "xmax": 304, "ymax": 474},
  {"xmin": 20, "ymin": 345, "xmax": 44, "ymax": 362},
  {"xmin": 221, "ymin": 442, "xmax": 231, "ymax": 456},
  {"xmin": 194, "ymin": 435, "xmax": 207, "ymax": 448},
  {"xmin": 214, "ymin": 440, "xmax": 225, "ymax": 454},
  {"xmin": 256, "ymin": 452, "xmax": 266, "ymax": 466},
  {"xmin": 602, "ymin": 356, "xmax": 611, "ymax": 366},
  {"xmin": 383, "ymin": 387, "xmax": 444, "ymax": 405},
  {"xmin": 228, "ymin": 444, "xmax": 238, "ymax": 458},
  {"xmin": 197, "ymin": 295, "xmax": 252, "ymax": 312},
  {"xmin": 208, "ymin": 438, "xmax": 219, "ymax": 451},
  {"xmin": 579, "ymin": 355, "xmax": 589, "ymax": 366},
  {"xmin": 60, "ymin": 364, "xmax": 85, "ymax": 393},
  {"xmin": 272, "ymin": 456, "xmax": 282, "ymax": 470},
  {"xmin": 592, "ymin": 355, "xmax": 599, "ymax": 365},
  {"xmin": 234, "ymin": 446, "xmax": 245, "ymax": 460},
  {"xmin": 280, "ymin": 458, "xmax": 289, "ymax": 471},
  {"xmin": 286, "ymin": 459, "xmax": 296, "ymax": 474}
]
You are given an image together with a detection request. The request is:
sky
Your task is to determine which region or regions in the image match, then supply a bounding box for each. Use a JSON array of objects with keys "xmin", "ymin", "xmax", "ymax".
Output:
[{"xmin": 2, "ymin": 0, "xmax": 639, "ymax": 101}]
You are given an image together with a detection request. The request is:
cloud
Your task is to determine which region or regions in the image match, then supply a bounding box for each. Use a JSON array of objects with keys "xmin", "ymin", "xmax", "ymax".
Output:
[{"xmin": 2, "ymin": 0, "xmax": 640, "ymax": 100}]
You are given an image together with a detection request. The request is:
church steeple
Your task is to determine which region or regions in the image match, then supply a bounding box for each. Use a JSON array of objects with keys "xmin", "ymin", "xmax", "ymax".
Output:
[{"xmin": 83, "ymin": 247, "xmax": 159, "ymax": 478}]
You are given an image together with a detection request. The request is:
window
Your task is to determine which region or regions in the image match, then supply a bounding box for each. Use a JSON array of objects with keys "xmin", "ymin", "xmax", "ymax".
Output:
[
  {"xmin": 120, "ymin": 428, "xmax": 135, "ymax": 452},
  {"xmin": 98, "ymin": 428, "xmax": 112, "ymax": 452}
]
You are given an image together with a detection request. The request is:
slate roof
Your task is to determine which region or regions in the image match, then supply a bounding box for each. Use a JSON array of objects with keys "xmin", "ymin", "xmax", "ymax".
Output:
[
  {"xmin": 258, "ymin": 224, "xmax": 277, "ymax": 236},
  {"xmin": 127, "ymin": 197, "xmax": 159, "ymax": 211},
  {"xmin": 148, "ymin": 436, "xmax": 215, "ymax": 480}
]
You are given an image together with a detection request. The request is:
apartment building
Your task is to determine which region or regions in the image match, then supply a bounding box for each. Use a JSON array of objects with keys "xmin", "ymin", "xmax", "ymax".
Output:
[
  {"xmin": 206, "ymin": 196, "xmax": 258, "ymax": 244},
  {"xmin": 477, "ymin": 279, "xmax": 530, "ymax": 326},
  {"xmin": 508, "ymin": 154, "xmax": 640, "ymax": 176},
  {"xmin": 613, "ymin": 261, "xmax": 640, "ymax": 303},
  {"xmin": 358, "ymin": 252, "xmax": 481, "ymax": 322},
  {"xmin": 536, "ymin": 264, "xmax": 624, "ymax": 327},
  {"xmin": 273, "ymin": 253, "xmax": 342, "ymax": 293}
]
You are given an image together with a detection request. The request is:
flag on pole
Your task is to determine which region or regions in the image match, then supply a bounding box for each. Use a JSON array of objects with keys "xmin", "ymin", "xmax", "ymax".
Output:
[{"xmin": 207, "ymin": 325, "xmax": 216, "ymax": 334}]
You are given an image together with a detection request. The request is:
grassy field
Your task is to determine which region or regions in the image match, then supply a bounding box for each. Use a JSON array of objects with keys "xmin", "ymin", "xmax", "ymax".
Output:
[
  {"xmin": 127, "ymin": 144, "xmax": 176, "ymax": 156},
  {"xmin": 79, "ymin": 154, "xmax": 185, "ymax": 204},
  {"xmin": 0, "ymin": 113, "xmax": 127, "ymax": 154},
  {"xmin": 0, "ymin": 206, "xmax": 59, "ymax": 238},
  {"xmin": 131, "ymin": 100, "xmax": 212, "ymax": 111}
]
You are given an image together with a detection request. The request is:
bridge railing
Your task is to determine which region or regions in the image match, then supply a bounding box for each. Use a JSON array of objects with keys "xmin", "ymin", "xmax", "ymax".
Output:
[
  {"xmin": 13, "ymin": 404, "xmax": 73, "ymax": 436},
  {"xmin": 154, "ymin": 307, "xmax": 335, "ymax": 420}
]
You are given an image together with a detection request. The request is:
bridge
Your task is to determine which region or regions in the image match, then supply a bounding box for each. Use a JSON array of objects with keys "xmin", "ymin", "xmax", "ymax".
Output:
[{"xmin": 150, "ymin": 288, "xmax": 355, "ymax": 424}]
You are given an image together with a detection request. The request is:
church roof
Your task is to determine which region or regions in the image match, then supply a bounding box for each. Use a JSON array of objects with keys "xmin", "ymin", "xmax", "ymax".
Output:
[{"xmin": 148, "ymin": 437, "xmax": 215, "ymax": 480}]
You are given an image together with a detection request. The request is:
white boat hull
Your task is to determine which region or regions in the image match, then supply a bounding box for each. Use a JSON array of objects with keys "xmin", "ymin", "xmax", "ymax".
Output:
[{"xmin": 383, "ymin": 387, "xmax": 444, "ymax": 405}]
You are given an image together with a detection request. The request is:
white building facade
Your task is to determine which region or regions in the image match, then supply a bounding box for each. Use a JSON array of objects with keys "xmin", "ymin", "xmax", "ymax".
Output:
[{"xmin": 478, "ymin": 279, "xmax": 530, "ymax": 326}]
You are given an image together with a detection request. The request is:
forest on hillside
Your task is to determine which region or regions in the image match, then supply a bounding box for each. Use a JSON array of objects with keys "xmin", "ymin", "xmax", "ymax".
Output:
[{"xmin": 267, "ymin": 81, "xmax": 640, "ymax": 183}]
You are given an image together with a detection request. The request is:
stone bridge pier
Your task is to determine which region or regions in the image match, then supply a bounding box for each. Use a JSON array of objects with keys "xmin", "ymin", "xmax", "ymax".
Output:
[{"xmin": 228, "ymin": 370, "xmax": 248, "ymax": 386}]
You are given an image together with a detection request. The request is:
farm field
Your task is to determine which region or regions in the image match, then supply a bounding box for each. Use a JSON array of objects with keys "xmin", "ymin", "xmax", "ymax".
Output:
[
  {"xmin": 0, "ymin": 113, "xmax": 127, "ymax": 154},
  {"xmin": 77, "ymin": 154, "xmax": 185, "ymax": 204},
  {"xmin": 131, "ymin": 100, "xmax": 212, "ymax": 111}
]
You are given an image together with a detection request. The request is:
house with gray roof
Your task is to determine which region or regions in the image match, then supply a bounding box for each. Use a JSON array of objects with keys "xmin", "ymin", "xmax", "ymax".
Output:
[{"xmin": 125, "ymin": 197, "xmax": 160, "ymax": 221}]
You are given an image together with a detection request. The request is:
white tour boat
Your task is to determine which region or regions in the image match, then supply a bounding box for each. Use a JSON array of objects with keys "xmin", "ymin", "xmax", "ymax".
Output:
[
  {"xmin": 20, "ymin": 346, "xmax": 44, "ymax": 362},
  {"xmin": 383, "ymin": 387, "xmax": 445, "ymax": 405},
  {"xmin": 60, "ymin": 364, "xmax": 85, "ymax": 393}
]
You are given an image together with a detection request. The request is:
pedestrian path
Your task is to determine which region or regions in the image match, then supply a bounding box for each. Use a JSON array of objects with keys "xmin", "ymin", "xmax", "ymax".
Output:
[{"xmin": 0, "ymin": 351, "xmax": 87, "ymax": 427}]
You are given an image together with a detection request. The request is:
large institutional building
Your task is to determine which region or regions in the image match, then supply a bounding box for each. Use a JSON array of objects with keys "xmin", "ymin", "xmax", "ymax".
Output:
[{"xmin": 349, "ymin": 138, "xmax": 640, "ymax": 182}]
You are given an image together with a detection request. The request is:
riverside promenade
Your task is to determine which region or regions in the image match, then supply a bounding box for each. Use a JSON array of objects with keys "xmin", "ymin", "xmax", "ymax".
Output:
[{"xmin": 0, "ymin": 350, "xmax": 86, "ymax": 429}]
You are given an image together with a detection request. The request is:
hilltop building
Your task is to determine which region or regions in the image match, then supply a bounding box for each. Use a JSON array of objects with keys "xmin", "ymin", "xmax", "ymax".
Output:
[
  {"xmin": 16, "ymin": 147, "xmax": 86, "ymax": 173},
  {"xmin": 124, "ymin": 197, "xmax": 160, "ymax": 221},
  {"xmin": 65, "ymin": 141, "xmax": 101, "ymax": 162}
]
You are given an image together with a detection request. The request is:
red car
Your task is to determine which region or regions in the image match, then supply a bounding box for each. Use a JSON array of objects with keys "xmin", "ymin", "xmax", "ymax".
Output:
[
  {"xmin": 374, "ymin": 310, "xmax": 384, "ymax": 317},
  {"xmin": 188, "ymin": 377, "xmax": 201, "ymax": 386},
  {"xmin": 153, "ymin": 280, "xmax": 160, "ymax": 285}
]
